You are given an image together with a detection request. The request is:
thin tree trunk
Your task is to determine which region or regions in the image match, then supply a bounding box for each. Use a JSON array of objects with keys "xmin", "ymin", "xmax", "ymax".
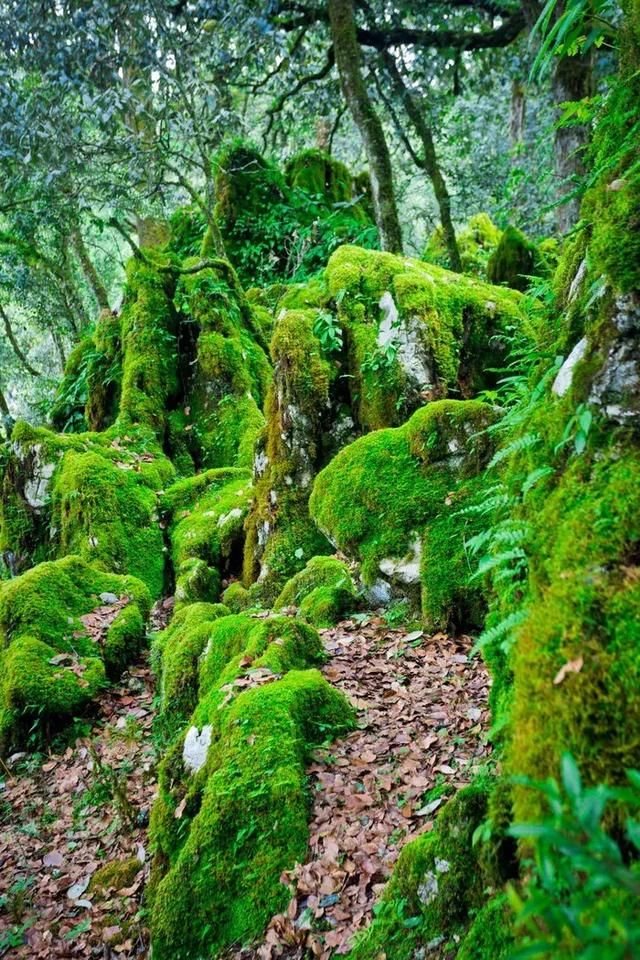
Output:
[
  {"xmin": 0, "ymin": 302, "xmax": 41, "ymax": 377},
  {"xmin": 0, "ymin": 382, "xmax": 13, "ymax": 435},
  {"xmin": 328, "ymin": 0, "xmax": 403, "ymax": 253},
  {"xmin": 381, "ymin": 51, "xmax": 461, "ymax": 272},
  {"xmin": 510, "ymin": 80, "xmax": 526, "ymax": 151},
  {"xmin": 553, "ymin": 50, "xmax": 593, "ymax": 233},
  {"xmin": 52, "ymin": 328, "xmax": 67, "ymax": 369},
  {"xmin": 71, "ymin": 227, "xmax": 110, "ymax": 311}
]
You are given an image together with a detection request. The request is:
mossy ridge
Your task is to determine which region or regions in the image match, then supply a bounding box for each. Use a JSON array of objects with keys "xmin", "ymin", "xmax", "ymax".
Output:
[
  {"xmin": 423, "ymin": 212, "xmax": 502, "ymax": 279},
  {"xmin": 310, "ymin": 400, "xmax": 496, "ymax": 623},
  {"xmin": 160, "ymin": 468, "xmax": 252, "ymax": 609},
  {"xmin": 0, "ymin": 555, "xmax": 150, "ymax": 752},
  {"xmin": 487, "ymin": 225, "xmax": 538, "ymax": 292},
  {"xmin": 173, "ymin": 263, "xmax": 270, "ymax": 472},
  {"xmin": 152, "ymin": 601, "xmax": 232, "ymax": 745},
  {"xmin": 348, "ymin": 777, "xmax": 504, "ymax": 960},
  {"xmin": 149, "ymin": 611, "xmax": 354, "ymax": 959}
]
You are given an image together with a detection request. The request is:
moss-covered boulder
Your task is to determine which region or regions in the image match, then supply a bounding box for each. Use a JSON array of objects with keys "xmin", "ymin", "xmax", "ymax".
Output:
[
  {"xmin": 310, "ymin": 400, "xmax": 497, "ymax": 624},
  {"xmin": 0, "ymin": 555, "xmax": 150, "ymax": 751},
  {"xmin": 1, "ymin": 422, "xmax": 173, "ymax": 592},
  {"xmin": 160, "ymin": 468, "xmax": 252, "ymax": 609},
  {"xmin": 149, "ymin": 613, "xmax": 354, "ymax": 959},
  {"xmin": 275, "ymin": 554, "xmax": 357, "ymax": 627}
]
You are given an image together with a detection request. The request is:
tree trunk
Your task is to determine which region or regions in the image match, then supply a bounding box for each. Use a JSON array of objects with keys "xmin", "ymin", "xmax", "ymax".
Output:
[
  {"xmin": 553, "ymin": 50, "xmax": 593, "ymax": 233},
  {"xmin": 0, "ymin": 303, "xmax": 41, "ymax": 377},
  {"xmin": 328, "ymin": 0, "xmax": 403, "ymax": 253},
  {"xmin": 0, "ymin": 382, "xmax": 13, "ymax": 436},
  {"xmin": 510, "ymin": 80, "xmax": 526, "ymax": 151},
  {"xmin": 71, "ymin": 227, "xmax": 110, "ymax": 311},
  {"xmin": 381, "ymin": 52, "xmax": 461, "ymax": 272}
]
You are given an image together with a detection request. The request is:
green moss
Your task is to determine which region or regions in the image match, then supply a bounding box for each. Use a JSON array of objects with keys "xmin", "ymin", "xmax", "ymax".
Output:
[
  {"xmin": 456, "ymin": 894, "xmax": 514, "ymax": 960},
  {"xmin": 221, "ymin": 581, "xmax": 252, "ymax": 612},
  {"xmin": 90, "ymin": 857, "xmax": 141, "ymax": 894},
  {"xmin": 118, "ymin": 257, "xmax": 179, "ymax": 435},
  {"xmin": 285, "ymin": 149, "xmax": 356, "ymax": 209},
  {"xmin": 310, "ymin": 401, "xmax": 496, "ymax": 624},
  {"xmin": 153, "ymin": 602, "xmax": 232, "ymax": 744},
  {"xmin": 52, "ymin": 450, "xmax": 165, "ymax": 597},
  {"xmin": 162, "ymin": 468, "xmax": 252, "ymax": 609},
  {"xmin": 298, "ymin": 584, "xmax": 355, "ymax": 628},
  {"xmin": 424, "ymin": 212, "xmax": 502, "ymax": 279},
  {"xmin": 0, "ymin": 556, "xmax": 150, "ymax": 751},
  {"xmin": 349, "ymin": 778, "xmax": 493, "ymax": 960},
  {"xmin": 509, "ymin": 450, "xmax": 640, "ymax": 823},
  {"xmin": 487, "ymin": 226, "xmax": 537, "ymax": 292},
  {"xmin": 149, "ymin": 609, "xmax": 354, "ymax": 959},
  {"xmin": 275, "ymin": 555, "xmax": 354, "ymax": 608}
]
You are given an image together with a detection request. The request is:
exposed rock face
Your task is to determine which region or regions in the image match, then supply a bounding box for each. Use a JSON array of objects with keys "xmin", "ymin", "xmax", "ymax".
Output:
[{"xmin": 589, "ymin": 292, "xmax": 640, "ymax": 422}]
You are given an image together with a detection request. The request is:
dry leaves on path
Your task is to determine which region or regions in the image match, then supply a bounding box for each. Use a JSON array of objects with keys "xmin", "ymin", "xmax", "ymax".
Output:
[{"xmin": 241, "ymin": 618, "xmax": 492, "ymax": 960}]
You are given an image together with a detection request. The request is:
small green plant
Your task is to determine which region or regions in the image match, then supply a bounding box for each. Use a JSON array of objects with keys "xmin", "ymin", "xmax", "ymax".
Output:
[
  {"xmin": 313, "ymin": 309, "xmax": 343, "ymax": 354},
  {"xmin": 361, "ymin": 341, "xmax": 398, "ymax": 374},
  {"xmin": 508, "ymin": 754, "xmax": 640, "ymax": 958}
]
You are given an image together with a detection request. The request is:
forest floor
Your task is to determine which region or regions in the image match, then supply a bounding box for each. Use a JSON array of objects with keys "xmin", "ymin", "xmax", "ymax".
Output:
[{"xmin": 0, "ymin": 607, "xmax": 491, "ymax": 960}]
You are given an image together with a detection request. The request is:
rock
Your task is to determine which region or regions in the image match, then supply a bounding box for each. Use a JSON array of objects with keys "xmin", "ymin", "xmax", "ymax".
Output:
[
  {"xmin": 99, "ymin": 592, "xmax": 119, "ymax": 604},
  {"xmin": 552, "ymin": 337, "xmax": 588, "ymax": 397},
  {"xmin": 183, "ymin": 724, "xmax": 213, "ymax": 775}
]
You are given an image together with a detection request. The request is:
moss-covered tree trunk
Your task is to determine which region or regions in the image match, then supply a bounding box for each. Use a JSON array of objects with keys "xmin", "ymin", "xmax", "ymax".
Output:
[
  {"xmin": 553, "ymin": 48, "xmax": 593, "ymax": 233},
  {"xmin": 328, "ymin": 0, "xmax": 403, "ymax": 254}
]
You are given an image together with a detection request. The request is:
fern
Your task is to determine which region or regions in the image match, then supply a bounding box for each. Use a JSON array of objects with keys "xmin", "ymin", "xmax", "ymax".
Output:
[
  {"xmin": 471, "ymin": 608, "xmax": 529, "ymax": 657},
  {"xmin": 487, "ymin": 432, "xmax": 541, "ymax": 470}
]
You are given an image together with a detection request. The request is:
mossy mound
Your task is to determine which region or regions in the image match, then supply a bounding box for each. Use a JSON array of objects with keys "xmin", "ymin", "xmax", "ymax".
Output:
[
  {"xmin": 0, "ymin": 555, "xmax": 150, "ymax": 751},
  {"xmin": 423, "ymin": 212, "xmax": 502, "ymax": 278},
  {"xmin": 244, "ymin": 245, "xmax": 524, "ymax": 600},
  {"xmin": 160, "ymin": 468, "xmax": 252, "ymax": 609},
  {"xmin": 275, "ymin": 554, "xmax": 357, "ymax": 627},
  {"xmin": 221, "ymin": 580, "xmax": 252, "ymax": 612},
  {"xmin": 310, "ymin": 400, "xmax": 497, "ymax": 624},
  {"xmin": 1, "ymin": 421, "xmax": 173, "ymax": 593},
  {"xmin": 350, "ymin": 777, "xmax": 501, "ymax": 960},
  {"xmin": 149, "ymin": 612, "xmax": 354, "ymax": 959}
]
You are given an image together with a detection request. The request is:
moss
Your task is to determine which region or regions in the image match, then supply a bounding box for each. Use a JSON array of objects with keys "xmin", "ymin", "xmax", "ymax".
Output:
[
  {"xmin": 275, "ymin": 555, "xmax": 354, "ymax": 608},
  {"xmin": 349, "ymin": 778, "xmax": 494, "ymax": 960},
  {"xmin": 162, "ymin": 468, "xmax": 252, "ymax": 609},
  {"xmin": 423, "ymin": 212, "xmax": 502, "ymax": 279},
  {"xmin": 153, "ymin": 602, "xmax": 232, "ymax": 744},
  {"xmin": 90, "ymin": 857, "xmax": 141, "ymax": 894},
  {"xmin": 487, "ymin": 226, "xmax": 537, "ymax": 292},
  {"xmin": 0, "ymin": 556, "xmax": 150, "ymax": 751},
  {"xmin": 310, "ymin": 401, "xmax": 496, "ymax": 627},
  {"xmin": 118, "ymin": 257, "xmax": 179, "ymax": 436},
  {"xmin": 52, "ymin": 450, "xmax": 165, "ymax": 598},
  {"xmin": 285, "ymin": 149, "xmax": 357, "ymax": 209},
  {"xmin": 221, "ymin": 581, "xmax": 252, "ymax": 612},
  {"xmin": 298, "ymin": 584, "xmax": 355, "ymax": 628},
  {"xmin": 173, "ymin": 264, "xmax": 270, "ymax": 470},
  {"xmin": 149, "ymin": 610, "xmax": 354, "ymax": 959},
  {"xmin": 104, "ymin": 602, "xmax": 145, "ymax": 678},
  {"xmin": 509, "ymin": 449, "xmax": 640, "ymax": 823},
  {"xmin": 455, "ymin": 894, "xmax": 514, "ymax": 960}
]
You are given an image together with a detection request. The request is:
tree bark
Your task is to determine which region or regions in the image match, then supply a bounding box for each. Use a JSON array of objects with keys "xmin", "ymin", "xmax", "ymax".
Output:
[
  {"xmin": 381, "ymin": 52, "xmax": 461, "ymax": 272},
  {"xmin": 0, "ymin": 303, "xmax": 41, "ymax": 377},
  {"xmin": 71, "ymin": 227, "xmax": 110, "ymax": 312},
  {"xmin": 510, "ymin": 80, "xmax": 526, "ymax": 151},
  {"xmin": 328, "ymin": 0, "xmax": 403, "ymax": 253},
  {"xmin": 553, "ymin": 50, "xmax": 593, "ymax": 233}
]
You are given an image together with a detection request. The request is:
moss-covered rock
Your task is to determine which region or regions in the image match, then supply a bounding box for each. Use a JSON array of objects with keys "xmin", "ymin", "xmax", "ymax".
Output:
[
  {"xmin": 0, "ymin": 555, "xmax": 150, "ymax": 751},
  {"xmin": 90, "ymin": 857, "xmax": 142, "ymax": 894},
  {"xmin": 310, "ymin": 400, "xmax": 497, "ymax": 622},
  {"xmin": 161, "ymin": 468, "xmax": 252, "ymax": 609},
  {"xmin": 149, "ymin": 613, "xmax": 354, "ymax": 959},
  {"xmin": 275, "ymin": 554, "xmax": 357, "ymax": 626},
  {"xmin": 221, "ymin": 580, "xmax": 252, "ymax": 612},
  {"xmin": 423, "ymin": 212, "xmax": 502, "ymax": 279}
]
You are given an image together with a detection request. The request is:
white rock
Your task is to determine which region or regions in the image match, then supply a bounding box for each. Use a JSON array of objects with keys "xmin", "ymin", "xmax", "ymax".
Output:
[
  {"xmin": 183, "ymin": 725, "xmax": 213, "ymax": 775},
  {"xmin": 217, "ymin": 507, "xmax": 243, "ymax": 527},
  {"xmin": 378, "ymin": 538, "xmax": 422, "ymax": 584},
  {"xmin": 552, "ymin": 337, "xmax": 588, "ymax": 397}
]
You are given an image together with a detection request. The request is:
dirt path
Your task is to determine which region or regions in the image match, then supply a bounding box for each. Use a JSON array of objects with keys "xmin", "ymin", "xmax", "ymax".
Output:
[
  {"xmin": 249, "ymin": 617, "xmax": 492, "ymax": 960},
  {"xmin": 0, "ymin": 599, "xmax": 173, "ymax": 959}
]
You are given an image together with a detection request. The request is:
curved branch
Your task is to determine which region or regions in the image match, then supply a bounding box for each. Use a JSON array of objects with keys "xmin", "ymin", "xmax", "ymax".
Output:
[
  {"xmin": 0, "ymin": 302, "xmax": 41, "ymax": 377},
  {"xmin": 264, "ymin": 47, "xmax": 335, "ymax": 137}
]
